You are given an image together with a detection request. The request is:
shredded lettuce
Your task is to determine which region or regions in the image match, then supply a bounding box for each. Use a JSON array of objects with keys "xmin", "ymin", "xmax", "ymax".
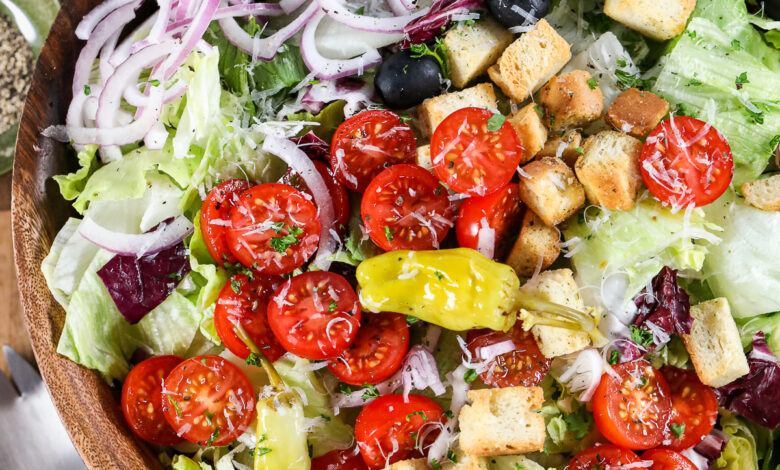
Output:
[
  {"xmin": 703, "ymin": 191, "xmax": 780, "ymax": 318},
  {"xmin": 53, "ymin": 145, "xmax": 99, "ymax": 201},
  {"xmin": 172, "ymin": 455, "xmax": 212, "ymax": 470},
  {"xmin": 738, "ymin": 313, "xmax": 780, "ymax": 358},
  {"xmin": 652, "ymin": 0, "xmax": 780, "ymax": 187}
]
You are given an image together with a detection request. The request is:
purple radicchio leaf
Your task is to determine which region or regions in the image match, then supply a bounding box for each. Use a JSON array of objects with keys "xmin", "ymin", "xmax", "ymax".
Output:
[
  {"xmin": 292, "ymin": 131, "xmax": 331, "ymax": 162},
  {"xmin": 401, "ymin": 0, "xmax": 483, "ymax": 47},
  {"xmin": 97, "ymin": 237, "xmax": 190, "ymax": 325},
  {"xmin": 693, "ymin": 428, "xmax": 729, "ymax": 464},
  {"xmin": 715, "ymin": 332, "xmax": 780, "ymax": 430},
  {"xmin": 618, "ymin": 267, "xmax": 692, "ymax": 361}
]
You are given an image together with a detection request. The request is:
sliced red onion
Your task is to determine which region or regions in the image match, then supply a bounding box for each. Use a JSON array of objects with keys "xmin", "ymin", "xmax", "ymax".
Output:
[
  {"xmin": 99, "ymin": 31, "xmax": 122, "ymax": 82},
  {"xmin": 75, "ymin": 0, "xmax": 139, "ymax": 40},
  {"xmin": 402, "ymin": 0, "xmax": 480, "ymax": 46},
  {"xmin": 78, "ymin": 214, "xmax": 194, "ymax": 257},
  {"xmin": 476, "ymin": 217, "xmax": 495, "ymax": 259},
  {"xmin": 163, "ymin": 0, "xmax": 220, "ymax": 78},
  {"xmin": 475, "ymin": 339, "xmax": 515, "ymax": 362},
  {"xmin": 558, "ymin": 348, "xmax": 604, "ymax": 402},
  {"xmin": 280, "ymin": 0, "xmax": 307, "ymax": 14},
  {"xmin": 165, "ymin": 3, "xmax": 284, "ymax": 36},
  {"xmin": 218, "ymin": 0, "xmax": 319, "ymax": 61},
  {"xmin": 109, "ymin": 13, "xmax": 159, "ymax": 67},
  {"xmin": 680, "ymin": 449, "xmax": 710, "ymax": 470},
  {"xmin": 694, "ymin": 429, "xmax": 729, "ymax": 460},
  {"xmin": 261, "ymin": 136, "xmax": 337, "ymax": 271},
  {"xmin": 300, "ymin": 78, "xmax": 376, "ymax": 116},
  {"xmin": 72, "ymin": 0, "xmax": 142, "ymax": 97},
  {"xmin": 130, "ymin": 0, "xmax": 174, "ymax": 53},
  {"xmin": 300, "ymin": 11, "xmax": 382, "ymax": 80},
  {"xmin": 401, "ymin": 345, "xmax": 446, "ymax": 400},
  {"xmin": 319, "ymin": 0, "xmax": 429, "ymax": 33},
  {"xmin": 421, "ymin": 324, "xmax": 442, "ymax": 352},
  {"xmin": 386, "ymin": 0, "xmax": 416, "ymax": 16}
]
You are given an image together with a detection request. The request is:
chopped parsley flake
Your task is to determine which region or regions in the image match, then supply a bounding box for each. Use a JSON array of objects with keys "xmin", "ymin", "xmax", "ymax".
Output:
[
  {"xmin": 166, "ymin": 395, "xmax": 182, "ymax": 417},
  {"xmin": 203, "ymin": 411, "xmax": 215, "ymax": 426},
  {"xmin": 608, "ymin": 350, "xmax": 620, "ymax": 365},
  {"xmin": 464, "ymin": 368, "xmax": 478, "ymax": 383},
  {"xmin": 487, "ymin": 113, "xmax": 506, "ymax": 132},
  {"xmin": 84, "ymin": 85, "xmax": 91, "ymax": 95},
  {"xmin": 206, "ymin": 427, "xmax": 220, "ymax": 446},
  {"xmin": 574, "ymin": 147, "xmax": 584, "ymax": 155},
  {"xmin": 586, "ymin": 77, "xmax": 599, "ymax": 89},
  {"xmin": 230, "ymin": 280, "xmax": 242, "ymax": 294},
  {"xmin": 670, "ymin": 422, "xmax": 685, "ymax": 438},
  {"xmin": 270, "ymin": 225, "xmax": 303, "ymax": 253},
  {"xmin": 433, "ymin": 270, "xmax": 444, "ymax": 281},
  {"xmin": 735, "ymin": 72, "xmax": 749, "ymax": 89},
  {"xmin": 409, "ymin": 38, "xmax": 450, "ymax": 78},
  {"xmin": 245, "ymin": 352, "xmax": 261, "ymax": 367},
  {"xmin": 629, "ymin": 325, "xmax": 654, "ymax": 348},
  {"xmin": 406, "ymin": 410, "xmax": 428, "ymax": 422},
  {"xmin": 328, "ymin": 301, "xmax": 338, "ymax": 312},
  {"xmin": 384, "ymin": 226, "xmax": 395, "ymax": 242},
  {"xmin": 361, "ymin": 383, "xmax": 380, "ymax": 400}
]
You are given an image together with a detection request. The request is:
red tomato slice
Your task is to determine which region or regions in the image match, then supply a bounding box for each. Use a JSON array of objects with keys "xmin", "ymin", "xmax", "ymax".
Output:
[
  {"xmin": 431, "ymin": 107, "xmax": 523, "ymax": 196},
  {"xmin": 328, "ymin": 312, "xmax": 410, "ymax": 385},
  {"xmin": 361, "ymin": 163, "xmax": 453, "ymax": 251},
  {"xmin": 568, "ymin": 444, "xmax": 641, "ymax": 470},
  {"xmin": 455, "ymin": 183, "xmax": 523, "ymax": 259},
  {"xmin": 312, "ymin": 448, "xmax": 368, "ymax": 470},
  {"xmin": 466, "ymin": 323, "xmax": 550, "ymax": 388},
  {"xmin": 268, "ymin": 271, "xmax": 361, "ymax": 360},
  {"xmin": 200, "ymin": 179, "xmax": 253, "ymax": 265},
  {"xmin": 214, "ymin": 273, "xmax": 286, "ymax": 361},
  {"xmin": 162, "ymin": 355, "xmax": 256, "ymax": 447},
  {"xmin": 659, "ymin": 367, "xmax": 718, "ymax": 451},
  {"xmin": 330, "ymin": 110, "xmax": 417, "ymax": 192},
  {"xmin": 593, "ymin": 360, "xmax": 673, "ymax": 450},
  {"xmin": 226, "ymin": 183, "xmax": 321, "ymax": 275},
  {"xmin": 355, "ymin": 394, "xmax": 444, "ymax": 469},
  {"xmin": 281, "ymin": 160, "xmax": 351, "ymax": 231},
  {"xmin": 642, "ymin": 448, "xmax": 698, "ymax": 470},
  {"xmin": 640, "ymin": 116, "xmax": 733, "ymax": 207},
  {"xmin": 121, "ymin": 355, "xmax": 184, "ymax": 446}
]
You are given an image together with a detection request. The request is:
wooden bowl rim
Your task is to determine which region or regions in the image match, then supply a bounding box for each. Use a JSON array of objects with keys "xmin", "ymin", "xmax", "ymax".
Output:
[{"xmin": 11, "ymin": 1, "xmax": 165, "ymax": 468}]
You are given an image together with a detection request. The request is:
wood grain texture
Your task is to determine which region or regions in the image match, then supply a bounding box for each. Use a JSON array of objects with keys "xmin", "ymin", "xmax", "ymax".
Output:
[{"xmin": 12, "ymin": 1, "xmax": 163, "ymax": 468}]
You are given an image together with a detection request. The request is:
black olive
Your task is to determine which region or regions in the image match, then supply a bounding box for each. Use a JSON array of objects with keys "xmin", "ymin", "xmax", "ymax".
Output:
[
  {"xmin": 485, "ymin": 0, "xmax": 550, "ymax": 28},
  {"xmin": 766, "ymin": 0, "xmax": 780, "ymax": 20},
  {"xmin": 374, "ymin": 49, "xmax": 442, "ymax": 109}
]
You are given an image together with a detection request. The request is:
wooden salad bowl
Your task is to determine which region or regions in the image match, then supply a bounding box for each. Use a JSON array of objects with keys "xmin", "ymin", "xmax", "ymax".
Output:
[{"xmin": 12, "ymin": 1, "xmax": 164, "ymax": 468}]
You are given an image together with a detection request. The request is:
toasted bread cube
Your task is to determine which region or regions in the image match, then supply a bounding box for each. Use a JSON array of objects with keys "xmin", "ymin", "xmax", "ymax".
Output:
[
  {"xmin": 517, "ymin": 157, "xmax": 585, "ymax": 226},
  {"xmin": 741, "ymin": 174, "xmax": 780, "ymax": 211},
  {"xmin": 505, "ymin": 210, "xmax": 561, "ymax": 277},
  {"xmin": 507, "ymin": 103, "xmax": 548, "ymax": 163},
  {"xmin": 538, "ymin": 130, "xmax": 583, "ymax": 166},
  {"xmin": 606, "ymin": 88, "xmax": 670, "ymax": 138},
  {"xmin": 386, "ymin": 459, "xmax": 429, "ymax": 470},
  {"xmin": 445, "ymin": 17, "xmax": 514, "ymax": 88},
  {"xmin": 417, "ymin": 83, "xmax": 497, "ymax": 138},
  {"xmin": 574, "ymin": 131, "xmax": 643, "ymax": 210},
  {"xmin": 416, "ymin": 145, "xmax": 433, "ymax": 171},
  {"xmin": 520, "ymin": 269, "xmax": 590, "ymax": 358},
  {"xmin": 539, "ymin": 70, "xmax": 604, "ymax": 131},
  {"xmin": 604, "ymin": 0, "xmax": 696, "ymax": 41},
  {"xmin": 492, "ymin": 19, "xmax": 572, "ymax": 103},
  {"xmin": 682, "ymin": 298, "xmax": 750, "ymax": 388},
  {"xmin": 459, "ymin": 387, "xmax": 545, "ymax": 456}
]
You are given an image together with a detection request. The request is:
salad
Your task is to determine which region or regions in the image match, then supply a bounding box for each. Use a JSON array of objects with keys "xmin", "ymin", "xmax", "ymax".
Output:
[{"xmin": 39, "ymin": 0, "xmax": 780, "ymax": 468}]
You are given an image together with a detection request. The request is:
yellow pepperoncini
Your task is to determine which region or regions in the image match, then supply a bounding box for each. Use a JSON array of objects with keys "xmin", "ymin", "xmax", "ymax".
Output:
[{"xmin": 356, "ymin": 248, "xmax": 521, "ymax": 331}]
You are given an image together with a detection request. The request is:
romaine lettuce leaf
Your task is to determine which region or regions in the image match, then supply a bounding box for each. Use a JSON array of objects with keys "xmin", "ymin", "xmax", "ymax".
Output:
[
  {"xmin": 703, "ymin": 191, "xmax": 780, "ymax": 318},
  {"xmin": 563, "ymin": 197, "xmax": 721, "ymax": 307},
  {"xmin": 172, "ymin": 455, "xmax": 212, "ymax": 470},
  {"xmin": 53, "ymin": 145, "xmax": 99, "ymax": 201},
  {"xmin": 738, "ymin": 312, "xmax": 780, "ymax": 358},
  {"xmin": 652, "ymin": 0, "xmax": 780, "ymax": 187}
]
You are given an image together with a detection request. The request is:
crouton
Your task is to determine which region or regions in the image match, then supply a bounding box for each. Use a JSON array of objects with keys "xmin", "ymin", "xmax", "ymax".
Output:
[
  {"xmin": 459, "ymin": 387, "xmax": 545, "ymax": 456},
  {"xmin": 505, "ymin": 210, "xmax": 561, "ymax": 277},
  {"xmin": 517, "ymin": 157, "xmax": 585, "ymax": 226},
  {"xmin": 605, "ymin": 88, "xmax": 670, "ymax": 138},
  {"xmin": 386, "ymin": 459, "xmax": 429, "ymax": 470},
  {"xmin": 574, "ymin": 131, "xmax": 643, "ymax": 210},
  {"xmin": 417, "ymin": 83, "xmax": 498, "ymax": 138},
  {"xmin": 682, "ymin": 298, "xmax": 750, "ymax": 388},
  {"xmin": 492, "ymin": 19, "xmax": 572, "ymax": 103},
  {"xmin": 507, "ymin": 103, "xmax": 548, "ymax": 163},
  {"xmin": 520, "ymin": 269, "xmax": 591, "ymax": 358},
  {"xmin": 445, "ymin": 17, "xmax": 514, "ymax": 88},
  {"xmin": 416, "ymin": 145, "xmax": 433, "ymax": 171},
  {"xmin": 741, "ymin": 174, "xmax": 780, "ymax": 211},
  {"xmin": 604, "ymin": 0, "xmax": 696, "ymax": 41},
  {"xmin": 539, "ymin": 70, "xmax": 604, "ymax": 131},
  {"xmin": 538, "ymin": 130, "xmax": 583, "ymax": 166}
]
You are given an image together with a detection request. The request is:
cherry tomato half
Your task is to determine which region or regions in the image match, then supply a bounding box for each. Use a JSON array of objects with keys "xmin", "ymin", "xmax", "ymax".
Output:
[
  {"xmin": 660, "ymin": 367, "xmax": 718, "ymax": 451},
  {"xmin": 226, "ymin": 183, "xmax": 321, "ymax": 275},
  {"xmin": 431, "ymin": 107, "xmax": 523, "ymax": 196},
  {"xmin": 456, "ymin": 183, "xmax": 523, "ymax": 260},
  {"xmin": 162, "ymin": 355, "xmax": 256, "ymax": 447},
  {"xmin": 214, "ymin": 273, "xmax": 285, "ymax": 361},
  {"xmin": 593, "ymin": 360, "xmax": 673, "ymax": 450},
  {"xmin": 361, "ymin": 163, "xmax": 453, "ymax": 251},
  {"xmin": 330, "ymin": 110, "xmax": 417, "ymax": 192},
  {"xmin": 642, "ymin": 448, "xmax": 698, "ymax": 470},
  {"xmin": 281, "ymin": 160, "xmax": 351, "ymax": 232},
  {"xmin": 640, "ymin": 116, "xmax": 733, "ymax": 207},
  {"xmin": 466, "ymin": 323, "xmax": 550, "ymax": 388},
  {"xmin": 200, "ymin": 179, "xmax": 253, "ymax": 265},
  {"xmin": 328, "ymin": 312, "xmax": 409, "ymax": 385},
  {"xmin": 355, "ymin": 394, "xmax": 443, "ymax": 469},
  {"xmin": 312, "ymin": 448, "xmax": 368, "ymax": 470},
  {"xmin": 268, "ymin": 271, "xmax": 361, "ymax": 360},
  {"xmin": 121, "ymin": 355, "xmax": 184, "ymax": 446},
  {"xmin": 568, "ymin": 444, "xmax": 641, "ymax": 470}
]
